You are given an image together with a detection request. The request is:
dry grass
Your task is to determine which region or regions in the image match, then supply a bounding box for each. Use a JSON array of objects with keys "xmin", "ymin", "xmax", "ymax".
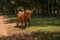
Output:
[{"xmin": 25, "ymin": 26, "xmax": 60, "ymax": 32}]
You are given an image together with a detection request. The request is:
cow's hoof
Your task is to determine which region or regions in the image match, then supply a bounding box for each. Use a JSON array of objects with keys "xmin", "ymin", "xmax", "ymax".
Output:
[{"xmin": 15, "ymin": 26, "xmax": 19, "ymax": 28}]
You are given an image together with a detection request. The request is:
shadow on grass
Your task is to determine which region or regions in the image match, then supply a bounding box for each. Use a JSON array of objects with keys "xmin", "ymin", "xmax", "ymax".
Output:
[
  {"xmin": 31, "ymin": 16, "xmax": 60, "ymax": 27},
  {"xmin": 0, "ymin": 31, "xmax": 60, "ymax": 40},
  {"xmin": 7, "ymin": 15, "xmax": 60, "ymax": 27},
  {"xmin": 15, "ymin": 25, "xmax": 27, "ymax": 29}
]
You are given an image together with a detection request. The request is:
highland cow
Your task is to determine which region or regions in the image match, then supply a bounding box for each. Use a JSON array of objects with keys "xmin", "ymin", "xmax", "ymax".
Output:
[{"xmin": 16, "ymin": 8, "xmax": 35, "ymax": 27}]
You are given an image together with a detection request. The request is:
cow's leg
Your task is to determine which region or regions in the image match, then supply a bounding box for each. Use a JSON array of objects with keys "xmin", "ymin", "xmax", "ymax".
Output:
[
  {"xmin": 21, "ymin": 21, "xmax": 23, "ymax": 26},
  {"xmin": 28, "ymin": 21, "xmax": 30, "ymax": 27},
  {"xmin": 22, "ymin": 22, "xmax": 26, "ymax": 27},
  {"xmin": 28, "ymin": 21, "xmax": 31, "ymax": 26},
  {"xmin": 25, "ymin": 22, "xmax": 27, "ymax": 26},
  {"xmin": 16, "ymin": 18, "xmax": 19, "ymax": 27},
  {"xmin": 28, "ymin": 19, "xmax": 31, "ymax": 26},
  {"xmin": 21, "ymin": 20, "xmax": 25, "ymax": 26},
  {"xmin": 17, "ymin": 20, "xmax": 19, "ymax": 27}
]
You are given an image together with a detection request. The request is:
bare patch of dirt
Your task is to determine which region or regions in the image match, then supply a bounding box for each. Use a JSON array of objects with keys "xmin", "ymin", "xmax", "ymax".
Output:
[{"xmin": 0, "ymin": 16, "xmax": 29, "ymax": 37}]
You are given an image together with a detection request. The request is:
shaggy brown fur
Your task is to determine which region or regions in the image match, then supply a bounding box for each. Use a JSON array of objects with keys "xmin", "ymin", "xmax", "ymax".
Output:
[{"xmin": 16, "ymin": 9, "xmax": 35, "ymax": 27}]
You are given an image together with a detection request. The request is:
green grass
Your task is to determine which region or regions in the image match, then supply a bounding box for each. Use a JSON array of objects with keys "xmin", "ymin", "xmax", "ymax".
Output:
[
  {"xmin": 31, "ymin": 16, "xmax": 60, "ymax": 26},
  {"xmin": 7, "ymin": 15, "xmax": 60, "ymax": 32},
  {"xmin": 25, "ymin": 26, "xmax": 60, "ymax": 32},
  {"xmin": 4, "ymin": 15, "xmax": 60, "ymax": 40}
]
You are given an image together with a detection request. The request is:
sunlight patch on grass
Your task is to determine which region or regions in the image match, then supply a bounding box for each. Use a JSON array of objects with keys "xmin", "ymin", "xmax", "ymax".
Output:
[{"xmin": 25, "ymin": 26, "xmax": 60, "ymax": 32}]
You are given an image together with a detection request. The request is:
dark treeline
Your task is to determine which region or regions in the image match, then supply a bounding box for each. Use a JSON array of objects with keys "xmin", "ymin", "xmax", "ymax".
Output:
[{"xmin": 0, "ymin": 0, "xmax": 60, "ymax": 16}]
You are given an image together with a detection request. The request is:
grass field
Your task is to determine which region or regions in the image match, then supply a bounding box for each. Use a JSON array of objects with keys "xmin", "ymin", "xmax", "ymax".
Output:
[
  {"xmin": 0, "ymin": 15, "xmax": 59, "ymax": 40},
  {"xmin": 7, "ymin": 15, "xmax": 60, "ymax": 32}
]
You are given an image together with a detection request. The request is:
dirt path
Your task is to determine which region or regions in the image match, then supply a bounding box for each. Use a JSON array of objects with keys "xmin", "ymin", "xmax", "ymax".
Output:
[{"xmin": 0, "ymin": 16, "xmax": 28, "ymax": 37}]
